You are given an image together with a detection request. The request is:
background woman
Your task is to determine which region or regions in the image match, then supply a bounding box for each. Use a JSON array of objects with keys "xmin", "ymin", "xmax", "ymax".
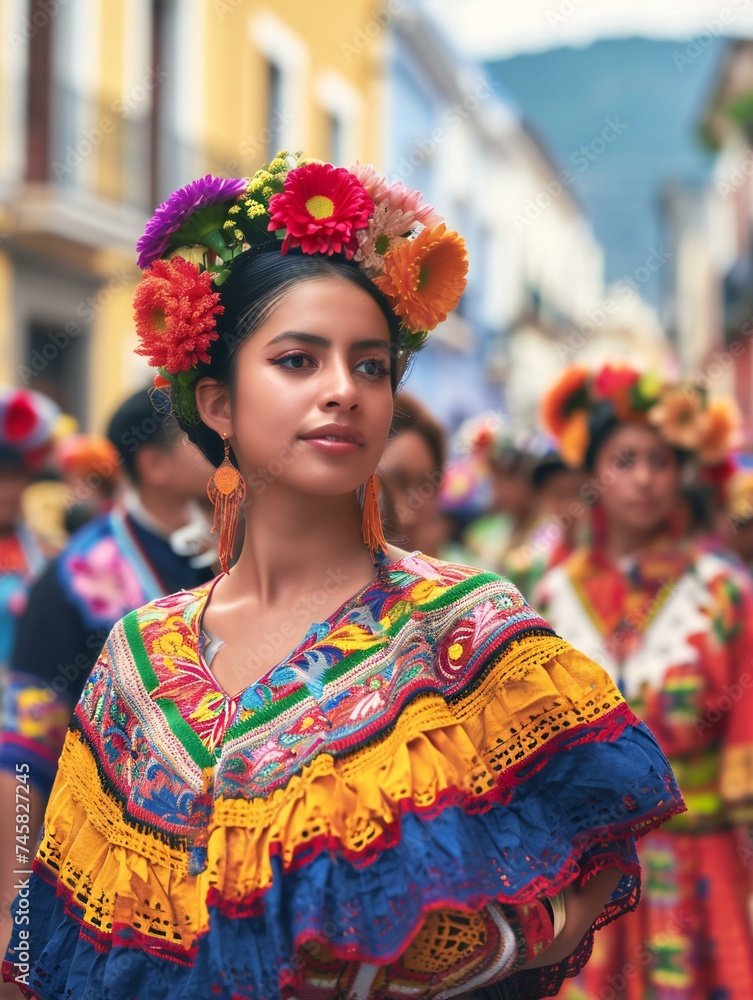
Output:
[{"xmin": 536, "ymin": 365, "xmax": 753, "ymax": 999}]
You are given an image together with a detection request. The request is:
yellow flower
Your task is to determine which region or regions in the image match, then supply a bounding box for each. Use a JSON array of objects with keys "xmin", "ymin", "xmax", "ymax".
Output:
[{"xmin": 153, "ymin": 631, "xmax": 188, "ymax": 657}]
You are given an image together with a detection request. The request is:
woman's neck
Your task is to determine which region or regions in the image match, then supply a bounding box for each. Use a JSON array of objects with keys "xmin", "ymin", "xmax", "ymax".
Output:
[
  {"xmin": 225, "ymin": 485, "xmax": 378, "ymax": 607},
  {"xmin": 602, "ymin": 521, "xmax": 669, "ymax": 563}
]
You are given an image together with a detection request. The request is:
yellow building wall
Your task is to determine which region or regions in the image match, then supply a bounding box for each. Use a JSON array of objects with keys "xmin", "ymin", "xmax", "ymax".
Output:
[
  {"xmin": 0, "ymin": 252, "xmax": 15, "ymax": 386},
  {"xmin": 0, "ymin": 0, "xmax": 388, "ymax": 429},
  {"xmin": 203, "ymin": 0, "xmax": 386, "ymax": 174},
  {"xmin": 88, "ymin": 0, "xmax": 395, "ymax": 431}
]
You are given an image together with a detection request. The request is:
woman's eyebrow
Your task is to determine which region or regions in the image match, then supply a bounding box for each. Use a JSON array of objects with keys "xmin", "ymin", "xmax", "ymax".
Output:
[{"xmin": 265, "ymin": 331, "xmax": 391, "ymax": 350}]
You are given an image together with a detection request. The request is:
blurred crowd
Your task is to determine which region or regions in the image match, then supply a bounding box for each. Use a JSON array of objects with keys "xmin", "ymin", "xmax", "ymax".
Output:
[{"xmin": 1, "ymin": 360, "xmax": 753, "ymax": 996}]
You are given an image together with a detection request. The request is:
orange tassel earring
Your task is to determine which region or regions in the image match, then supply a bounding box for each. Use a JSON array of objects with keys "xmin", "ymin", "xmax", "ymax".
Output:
[
  {"xmin": 361, "ymin": 472, "xmax": 388, "ymax": 560},
  {"xmin": 207, "ymin": 436, "xmax": 246, "ymax": 574}
]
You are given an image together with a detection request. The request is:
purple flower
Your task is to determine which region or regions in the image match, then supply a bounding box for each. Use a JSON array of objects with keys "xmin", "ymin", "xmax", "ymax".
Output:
[{"xmin": 136, "ymin": 175, "xmax": 247, "ymax": 269}]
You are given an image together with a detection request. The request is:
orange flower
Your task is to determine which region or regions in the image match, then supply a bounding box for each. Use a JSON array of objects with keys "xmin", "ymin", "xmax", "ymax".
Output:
[
  {"xmin": 55, "ymin": 435, "xmax": 119, "ymax": 481},
  {"xmin": 373, "ymin": 225, "xmax": 468, "ymax": 332},
  {"xmin": 134, "ymin": 256, "xmax": 223, "ymax": 373},
  {"xmin": 698, "ymin": 397, "xmax": 741, "ymax": 464},
  {"xmin": 559, "ymin": 411, "xmax": 590, "ymax": 467},
  {"xmin": 648, "ymin": 386, "xmax": 706, "ymax": 450},
  {"xmin": 540, "ymin": 366, "xmax": 590, "ymax": 437}
]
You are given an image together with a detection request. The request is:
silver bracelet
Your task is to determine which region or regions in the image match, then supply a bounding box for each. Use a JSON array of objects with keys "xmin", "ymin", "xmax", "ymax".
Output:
[{"xmin": 548, "ymin": 892, "xmax": 567, "ymax": 940}]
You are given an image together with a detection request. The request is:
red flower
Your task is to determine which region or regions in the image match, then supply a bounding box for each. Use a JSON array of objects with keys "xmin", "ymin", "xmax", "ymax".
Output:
[
  {"xmin": 267, "ymin": 162, "xmax": 373, "ymax": 257},
  {"xmin": 134, "ymin": 257, "xmax": 223, "ymax": 373},
  {"xmin": 4, "ymin": 392, "xmax": 39, "ymax": 444},
  {"xmin": 593, "ymin": 364, "xmax": 640, "ymax": 420}
]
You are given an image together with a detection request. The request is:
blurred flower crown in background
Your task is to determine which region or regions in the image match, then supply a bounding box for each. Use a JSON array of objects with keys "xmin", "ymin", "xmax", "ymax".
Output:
[
  {"xmin": 540, "ymin": 363, "xmax": 741, "ymax": 469},
  {"xmin": 0, "ymin": 387, "xmax": 63, "ymax": 471},
  {"xmin": 133, "ymin": 151, "xmax": 469, "ymax": 424}
]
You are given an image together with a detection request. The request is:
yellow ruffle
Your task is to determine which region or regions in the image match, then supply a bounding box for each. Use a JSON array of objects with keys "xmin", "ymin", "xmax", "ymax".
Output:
[{"xmin": 36, "ymin": 634, "xmax": 624, "ymax": 949}]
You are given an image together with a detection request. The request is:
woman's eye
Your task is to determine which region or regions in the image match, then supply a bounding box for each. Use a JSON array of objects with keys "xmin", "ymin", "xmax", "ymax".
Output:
[
  {"xmin": 275, "ymin": 353, "xmax": 314, "ymax": 369},
  {"xmin": 613, "ymin": 450, "xmax": 635, "ymax": 471},
  {"xmin": 356, "ymin": 358, "xmax": 390, "ymax": 377}
]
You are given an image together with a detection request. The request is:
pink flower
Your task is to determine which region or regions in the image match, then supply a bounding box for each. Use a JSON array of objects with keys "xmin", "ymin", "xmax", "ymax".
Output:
[
  {"xmin": 349, "ymin": 167, "xmax": 441, "ymax": 229},
  {"xmin": 354, "ymin": 209, "xmax": 411, "ymax": 276},
  {"xmin": 349, "ymin": 163, "xmax": 393, "ymax": 204},
  {"xmin": 377, "ymin": 179, "xmax": 443, "ymax": 229}
]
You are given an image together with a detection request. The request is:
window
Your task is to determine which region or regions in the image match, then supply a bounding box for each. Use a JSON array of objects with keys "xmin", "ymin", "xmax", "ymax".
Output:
[
  {"xmin": 326, "ymin": 111, "xmax": 346, "ymax": 166},
  {"xmin": 24, "ymin": 320, "xmax": 88, "ymax": 424},
  {"xmin": 25, "ymin": 0, "xmax": 54, "ymax": 181},
  {"xmin": 150, "ymin": 0, "xmax": 178, "ymax": 205},
  {"xmin": 266, "ymin": 59, "xmax": 284, "ymax": 160}
]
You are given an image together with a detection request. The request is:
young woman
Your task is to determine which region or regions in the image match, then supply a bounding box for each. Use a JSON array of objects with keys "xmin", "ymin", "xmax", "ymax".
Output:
[
  {"xmin": 535, "ymin": 365, "xmax": 753, "ymax": 998},
  {"xmin": 2, "ymin": 159, "xmax": 685, "ymax": 1000}
]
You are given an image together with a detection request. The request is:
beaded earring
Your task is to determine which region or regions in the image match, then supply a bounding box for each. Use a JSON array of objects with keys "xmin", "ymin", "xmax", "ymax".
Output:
[
  {"xmin": 361, "ymin": 472, "xmax": 388, "ymax": 560},
  {"xmin": 207, "ymin": 436, "xmax": 246, "ymax": 574}
]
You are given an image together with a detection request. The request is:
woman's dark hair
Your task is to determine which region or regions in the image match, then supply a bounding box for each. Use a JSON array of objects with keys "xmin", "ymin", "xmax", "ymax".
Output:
[
  {"xmin": 583, "ymin": 401, "xmax": 622, "ymax": 471},
  {"xmin": 178, "ymin": 245, "xmax": 407, "ymax": 467},
  {"xmin": 389, "ymin": 391, "xmax": 446, "ymax": 474},
  {"xmin": 584, "ymin": 400, "xmax": 684, "ymax": 471}
]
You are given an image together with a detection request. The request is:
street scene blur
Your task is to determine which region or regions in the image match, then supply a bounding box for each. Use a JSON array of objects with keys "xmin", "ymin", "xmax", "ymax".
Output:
[{"xmin": 1, "ymin": 0, "xmax": 753, "ymax": 997}]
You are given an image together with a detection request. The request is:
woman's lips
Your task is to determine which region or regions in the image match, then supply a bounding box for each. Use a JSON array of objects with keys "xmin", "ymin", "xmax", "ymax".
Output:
[{"xmin": 300, "ymin": 437, "xmax": 362, "ymax": 455}]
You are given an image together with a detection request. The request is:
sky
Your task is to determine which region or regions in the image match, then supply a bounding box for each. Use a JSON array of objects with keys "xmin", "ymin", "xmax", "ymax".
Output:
[{"xmin": 426, "ymin": 0, "xmax": 753, "ymax": 59}]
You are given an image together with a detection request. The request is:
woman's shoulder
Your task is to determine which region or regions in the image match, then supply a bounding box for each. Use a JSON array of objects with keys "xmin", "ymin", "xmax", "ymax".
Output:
[
  {"xmin": 104, "ymin": 580, "xmax": 215, "ymax": 650},
  {"xmin": 388, "ymin": 547, "xmax": 523, "ymax": 592}
]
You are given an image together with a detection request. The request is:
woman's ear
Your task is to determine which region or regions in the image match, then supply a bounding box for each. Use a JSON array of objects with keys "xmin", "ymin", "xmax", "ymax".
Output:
[{"xmin": 195, "ymin": 378, "xmax": 232, "ymax": 438}]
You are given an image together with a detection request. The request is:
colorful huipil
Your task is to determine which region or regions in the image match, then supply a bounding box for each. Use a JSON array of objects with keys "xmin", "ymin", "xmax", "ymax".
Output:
[
  {"xmin": 536, "ymin": 540, "xmax": 753, "ymax": 999},
  {"xmin": 0, "ymin": 505, "xmax": 214, "ymax": 802},
  {"xmin": 3, "ymin": 552, "xmax": 684, "ymax": 1000}
]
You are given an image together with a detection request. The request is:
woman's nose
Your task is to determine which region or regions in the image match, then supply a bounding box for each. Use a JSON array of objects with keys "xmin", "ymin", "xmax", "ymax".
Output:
[{"xmin": 321, "ymin": 360, "xmax": 359, "ymax": 410}]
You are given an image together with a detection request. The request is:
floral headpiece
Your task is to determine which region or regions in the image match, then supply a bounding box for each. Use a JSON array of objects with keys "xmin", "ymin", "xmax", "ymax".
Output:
[
  {"xmin": 133, "ymin": 152, "xmax": 468, "ymax": 424},
  {"xmin": 0, "ymin": 387, "xmax": 62, "ymax": 470},
  {"xmin": 540, "ymin": 363, "xmax": 740, "ymax": 468},
  {"xmin": 54, "ymin": 434, "xmax": 120, "ymax": 483}
]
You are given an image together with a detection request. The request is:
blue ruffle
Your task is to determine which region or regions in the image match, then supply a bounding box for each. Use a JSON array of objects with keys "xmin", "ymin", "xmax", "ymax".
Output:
[{"xmin": 5, "ymin": 719, "xmax": 682, "ymax": 999}]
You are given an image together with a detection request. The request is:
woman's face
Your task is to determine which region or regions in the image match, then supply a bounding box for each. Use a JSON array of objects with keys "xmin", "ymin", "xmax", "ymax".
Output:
[
  {"xmin": 381, "ymin": 428, "xmax": 440, "ymax": 545},
  {"xmin": 593, "ymin": 422, "xmax": 681, "ymax": 535},
  {"xmin": 219, "ymin": 277, "xmax": 394, "ymax": 498}
]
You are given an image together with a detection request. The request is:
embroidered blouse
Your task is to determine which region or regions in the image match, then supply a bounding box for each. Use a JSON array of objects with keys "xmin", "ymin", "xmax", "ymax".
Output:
[{"xmin": 3, "ymin": 552, "xmax": 684, "ymax": 999}]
